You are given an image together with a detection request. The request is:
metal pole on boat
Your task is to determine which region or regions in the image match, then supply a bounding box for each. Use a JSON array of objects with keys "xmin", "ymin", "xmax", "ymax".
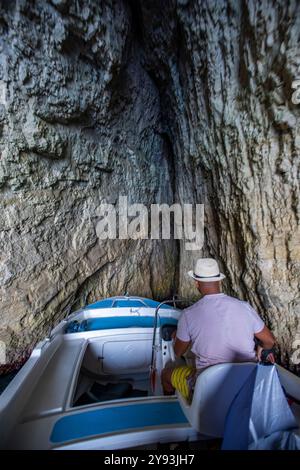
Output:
[{"xmin": 149, "ymin": 297, "xmax": 189, "ymax": 394}]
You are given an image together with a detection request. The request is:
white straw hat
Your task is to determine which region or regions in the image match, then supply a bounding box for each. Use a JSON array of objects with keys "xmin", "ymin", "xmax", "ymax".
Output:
[{"xmin": 188, "ymin": 258, "xmax": 226, "ymax": 282}]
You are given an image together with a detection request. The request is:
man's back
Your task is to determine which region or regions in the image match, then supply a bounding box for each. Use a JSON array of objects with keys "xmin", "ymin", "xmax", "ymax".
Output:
[{"xmin": 177, "ymin": 293, "xmax": 265, "ymax": 369}]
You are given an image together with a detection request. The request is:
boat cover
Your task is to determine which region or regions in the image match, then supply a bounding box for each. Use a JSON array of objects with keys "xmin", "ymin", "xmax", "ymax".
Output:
[{"xmin": 222, "ymin": 364, "xmax": 300, "ymax": 450}]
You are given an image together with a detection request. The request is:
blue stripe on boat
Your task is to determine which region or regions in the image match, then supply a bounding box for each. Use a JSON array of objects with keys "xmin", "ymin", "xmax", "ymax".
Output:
[
  {"xmin": 50, "ymin": 401, "xmax": 188, "ymax": 443},
  {"xmin": 65, "ymin": 316, "xmax": 178, "ymax": 333},
  {"xmin": 85, "ymin": 297, "xmax": 174, "ymax": 310}
]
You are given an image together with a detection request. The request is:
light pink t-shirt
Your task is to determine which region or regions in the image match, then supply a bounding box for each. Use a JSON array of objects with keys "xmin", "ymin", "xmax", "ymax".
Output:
[{"xmin": 176, "ymin": 293, "xmax": 265, "ymax": 369}]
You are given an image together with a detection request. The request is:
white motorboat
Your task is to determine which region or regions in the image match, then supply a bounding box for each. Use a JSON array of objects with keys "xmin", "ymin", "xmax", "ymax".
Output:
[{"xmin": 0, "ymin": 295, "xmax": 299, "ymax": 449}]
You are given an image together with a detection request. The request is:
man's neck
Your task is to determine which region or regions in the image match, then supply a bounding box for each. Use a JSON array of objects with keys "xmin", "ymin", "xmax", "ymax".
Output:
[
  {"xmin": 197, "ymin": 280, "xmax": 222, "ymax": 296},
  {"xmin": 203, "ymin": 290, "xmax": 221, "ymax": 296}
]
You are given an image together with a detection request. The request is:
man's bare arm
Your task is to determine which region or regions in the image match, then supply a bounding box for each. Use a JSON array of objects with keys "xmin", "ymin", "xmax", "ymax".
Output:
[
  {"xmin": 255, "ymin": 326, "xmax": 276, "ymax": 363},
  {"xmin": 174, "ymin": 338, "xmax": 191, "ymax": 357},
  {"xmin": 255, "ymin": 325, "xmax": 276, "ymax": 349}
]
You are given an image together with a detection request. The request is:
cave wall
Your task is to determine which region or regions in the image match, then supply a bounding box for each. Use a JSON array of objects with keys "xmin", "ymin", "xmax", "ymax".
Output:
[
  {"xmin": 140, "ymin": 0, "xmax": 300, "ymax": 366},
  {"xmin": 0, "ymin": 0, "xmax": 299, "ymax": 366},
  {"xmin": 0, "ymin": 0, "xmax": 177, "ymax": 360}
]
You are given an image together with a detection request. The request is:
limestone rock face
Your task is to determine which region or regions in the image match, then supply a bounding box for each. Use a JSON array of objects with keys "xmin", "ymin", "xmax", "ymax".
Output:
[
  {"xmin": 0, "ymin": 0, "xmax": 300, "ymax": 367},
  {"xmin": 0, "ymin": 0, "xmax": 176, "ymax": 360},
  {"xmin": 140, "ymin": 0, "xmax": 300, "ymax": 368}
]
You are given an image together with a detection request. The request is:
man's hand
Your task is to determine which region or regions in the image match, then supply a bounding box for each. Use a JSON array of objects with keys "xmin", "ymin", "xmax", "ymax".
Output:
[
  {"xmin": 261, "ymin": 348, "xmax": 276, "ymax": 364},
  {"xmin": 255, "ymin": 326, "xmax": 276, "ymax": 364},
  {"xmin": 265, "ymin": 352, "xmax": 275, "ymax": 364},
  {"xmin": 257, "ymin": 345, "xmax": 276, "ymax": 364}
]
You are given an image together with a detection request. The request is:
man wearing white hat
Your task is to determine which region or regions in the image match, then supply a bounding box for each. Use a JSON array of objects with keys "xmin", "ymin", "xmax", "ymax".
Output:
[{"xmin": 161, "ymin": 258, "xmax": 276, "ymax": 401}]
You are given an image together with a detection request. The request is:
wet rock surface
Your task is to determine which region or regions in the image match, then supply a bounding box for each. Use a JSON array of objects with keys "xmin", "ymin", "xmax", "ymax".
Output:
[{"xmin": 0, "ymin": 0, "xmax": 299, "ymax": 367}]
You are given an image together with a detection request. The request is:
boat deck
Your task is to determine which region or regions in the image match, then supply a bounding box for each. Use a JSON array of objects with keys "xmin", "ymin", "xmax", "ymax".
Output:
[
  {"xmin": 20, "ymin": 338, "xmax": 85, "ymax": 422},
  {"xmin": 5, "ymin": 332, "xmax": 200, "ymax": 449}
]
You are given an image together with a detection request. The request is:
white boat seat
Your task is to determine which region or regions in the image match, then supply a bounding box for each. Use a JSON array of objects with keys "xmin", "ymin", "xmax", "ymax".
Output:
[
  {"xmin": 176, "ymin": 362, "xmax": 257, "ymax": 438},
  {"xmin": 275, "ymin": 364, "xmax": 300, "ymax": 402}
]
